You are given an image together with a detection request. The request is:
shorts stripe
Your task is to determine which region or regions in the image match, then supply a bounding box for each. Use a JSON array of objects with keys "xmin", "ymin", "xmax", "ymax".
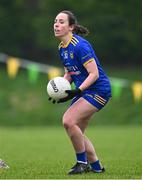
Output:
[
  {"xmin": 94, "ymin": 95, "xmax": 106, "ymax": 105},
  {"xmin": 94, "ymin": 97, "xmax": 105, "ymax": 106},
  {"xmin": 95, "ymin": 95, "xmax": 107, "ymax": 103},
  {"xmin": 71, "ymin": 92, "xmax": 110, "ymax": 110}
]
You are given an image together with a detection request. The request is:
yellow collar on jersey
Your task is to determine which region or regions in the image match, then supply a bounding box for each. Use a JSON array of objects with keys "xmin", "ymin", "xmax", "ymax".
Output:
[
  {"xmin": 61, "ymin": 34, "xmax": 73, "ymax": 48},
  {"xmin": 58, "ymin": 34, "xmax": 79, "ymax": 49}
]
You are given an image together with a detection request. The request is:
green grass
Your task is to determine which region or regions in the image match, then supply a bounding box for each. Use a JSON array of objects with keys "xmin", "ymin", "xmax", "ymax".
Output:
[
  {"xmin": 0, "ymin": 126, "xmax": 142, "ymax": 179},
  {"xmin": 0, "ymin": 67, "xmax": 142, "ymax": 178}
]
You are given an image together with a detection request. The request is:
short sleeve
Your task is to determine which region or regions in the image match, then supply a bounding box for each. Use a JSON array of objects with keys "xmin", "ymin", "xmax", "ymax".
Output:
[{"xmin": 76, "ymin": 42, "xmax": 94, "ymax": 65}]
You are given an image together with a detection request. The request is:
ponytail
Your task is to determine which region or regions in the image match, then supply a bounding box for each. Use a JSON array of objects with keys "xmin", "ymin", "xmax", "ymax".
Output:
[
  {"xmin": 73, "ymin": 24, "xmax": 89, "ymax": 36},
  {"xmin": 60, "ymin": 10, "xmax": 89, "ymax": 36}
]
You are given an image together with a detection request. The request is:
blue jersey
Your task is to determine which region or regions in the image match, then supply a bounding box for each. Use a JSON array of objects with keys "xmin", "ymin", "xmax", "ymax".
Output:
[{"xmin": 58, "ymin": 34, "xmax": 111, "ymax": 96}]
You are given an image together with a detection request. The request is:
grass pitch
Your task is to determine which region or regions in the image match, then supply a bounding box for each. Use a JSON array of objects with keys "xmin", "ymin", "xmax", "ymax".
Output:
[{"xmin": 0, "ymin": 126, "xmax": 142, "ymax": 179}]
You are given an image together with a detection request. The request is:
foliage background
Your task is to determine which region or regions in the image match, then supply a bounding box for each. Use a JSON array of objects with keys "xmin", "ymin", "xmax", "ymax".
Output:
[
  {"xmin": 0, "ymin": 0, "xmax": 142, "ymax": 126},
  {"xmin": 0, "ymin": 0, "xmax": 141, "ymax": 66},
  {"xmin": 0, "ymin": 1, "xmax": 142, "ymax": 179}
]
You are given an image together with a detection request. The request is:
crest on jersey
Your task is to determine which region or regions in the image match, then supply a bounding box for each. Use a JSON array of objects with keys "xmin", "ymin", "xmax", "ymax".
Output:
[
  {"xmin": 70, "ymin": 52, "xmax": 74, "ymax": 59},
  {"xmin": 64, "ymin": 51, "xmax": 68, "ymax": 59}
]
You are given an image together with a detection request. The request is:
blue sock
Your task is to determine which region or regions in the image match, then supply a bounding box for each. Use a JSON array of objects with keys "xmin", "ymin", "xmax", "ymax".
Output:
[
  {"xmin": 90, "ymin": 160, "xmax": 102, "ymax": 171},
  {"xmin": 76, "ymin": 151, "xmax": 87, "ymax": 164}
]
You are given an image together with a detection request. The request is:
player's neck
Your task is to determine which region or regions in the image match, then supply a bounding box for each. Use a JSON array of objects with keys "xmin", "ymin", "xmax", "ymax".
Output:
[{"xmin": 61, "ymin": 33, "xmax": 73, "ymax": 46}]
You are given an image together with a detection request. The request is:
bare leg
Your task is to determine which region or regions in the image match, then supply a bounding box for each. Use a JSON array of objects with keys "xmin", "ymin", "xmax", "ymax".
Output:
[
  {"xmin": 65, "ymin": 125, "xmax": 85, "ymax": 153},
  {"xmin": 84, "ymin": 136, "xmax": 98, "ymax": 163},
  {"xmin": 63, "ymin": 98, "xmax": 98, "ymax": 156},
  {"xmin": 63, "ymin": 98, "xmax": 103, "ymax": 174},
  {"xmin": 75, "ymin": 104, "xmax": 99, "ymax": 163}
]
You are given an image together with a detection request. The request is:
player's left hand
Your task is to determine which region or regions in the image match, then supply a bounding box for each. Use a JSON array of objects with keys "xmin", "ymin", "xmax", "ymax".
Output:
[
  {"xmin": 57, "ymin": 88, "xmax": 82, "ymax": 103},
  {"xmin": 48, "ymin": 97, "xmax": 57, "ymax": 104}
]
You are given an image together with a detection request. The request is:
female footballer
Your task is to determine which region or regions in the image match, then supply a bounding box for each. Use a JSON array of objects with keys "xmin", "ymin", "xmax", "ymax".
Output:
[{"xmin": 50, "ymin": 10, "xmax": 111, "ymax": 175}]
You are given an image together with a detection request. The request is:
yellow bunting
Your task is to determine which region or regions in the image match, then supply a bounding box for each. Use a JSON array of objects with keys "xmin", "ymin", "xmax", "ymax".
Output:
[
  {"xmin": 7, "ymin": 57, "xmax": 20, "ymax": 79},
  {"xmin": 132, "ymin": 82, "xmax": 142, "ymax": 102},
  {"xmin": 48, "ymin": 67, "xmax": 62, "ymax": 80}
]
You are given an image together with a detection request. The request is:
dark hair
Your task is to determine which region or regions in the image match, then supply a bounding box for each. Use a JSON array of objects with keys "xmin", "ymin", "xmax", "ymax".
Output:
[{"xmin": 60, "ymin": 10, "xmax": 89, "ymax": 36}]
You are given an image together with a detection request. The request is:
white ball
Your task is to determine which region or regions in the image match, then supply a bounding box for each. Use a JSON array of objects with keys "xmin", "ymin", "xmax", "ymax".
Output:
[{"xmin": 47, "ymin": 77, "xmax": 71, "ymax": 100}]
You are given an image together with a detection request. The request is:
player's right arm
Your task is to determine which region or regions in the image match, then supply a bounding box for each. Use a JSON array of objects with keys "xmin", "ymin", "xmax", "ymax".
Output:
[{"xmin": 63, "ymin": 67, "xmax": 73, "ymax": 83}]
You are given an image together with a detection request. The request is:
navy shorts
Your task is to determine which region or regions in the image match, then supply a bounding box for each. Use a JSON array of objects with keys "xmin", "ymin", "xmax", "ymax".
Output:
[{"xmin": 71, "ymin": 90, "xmax": 111, "ymax": 110}]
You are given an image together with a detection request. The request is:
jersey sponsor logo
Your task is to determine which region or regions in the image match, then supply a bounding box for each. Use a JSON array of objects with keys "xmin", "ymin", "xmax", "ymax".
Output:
[
  {"xmin": 66, "ymin": 65, "xmax": 79, "ymax": 72},
  {"xmin": 68, "ymin": 71, "xmax": 81, "ymax": 75},
  {"xmin": 66, "ymin": 65, "xmax": 81, "ymax": 75}
]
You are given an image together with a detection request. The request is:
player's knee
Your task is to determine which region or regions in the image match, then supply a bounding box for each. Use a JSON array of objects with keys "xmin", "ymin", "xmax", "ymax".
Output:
[
  {"xmin": 62, "ymin": 114, "xmax": 72, "ymax": 129},
  {"xmin": 62, "ymin": 119, "xmax": 71, "ymax": 129}
]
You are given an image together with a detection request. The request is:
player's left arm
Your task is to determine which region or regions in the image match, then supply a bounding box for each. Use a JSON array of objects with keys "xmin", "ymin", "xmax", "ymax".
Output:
[
  {"xmin": 79, "ymin": 59, "xmax": 99, "ymax": 91},
  {"xmin": 58, "ymin": 59, "xmax": 99, "ymax": 103}
]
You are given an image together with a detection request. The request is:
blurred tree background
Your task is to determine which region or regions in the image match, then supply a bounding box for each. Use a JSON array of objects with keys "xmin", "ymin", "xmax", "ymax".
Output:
[
  {"xmin": 0, "ymin": 0, "xmax": 142, "ymax": 126},
  {"xmin": 0, "ymin": 0, "xmax": 141, "ymax": 67}
]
